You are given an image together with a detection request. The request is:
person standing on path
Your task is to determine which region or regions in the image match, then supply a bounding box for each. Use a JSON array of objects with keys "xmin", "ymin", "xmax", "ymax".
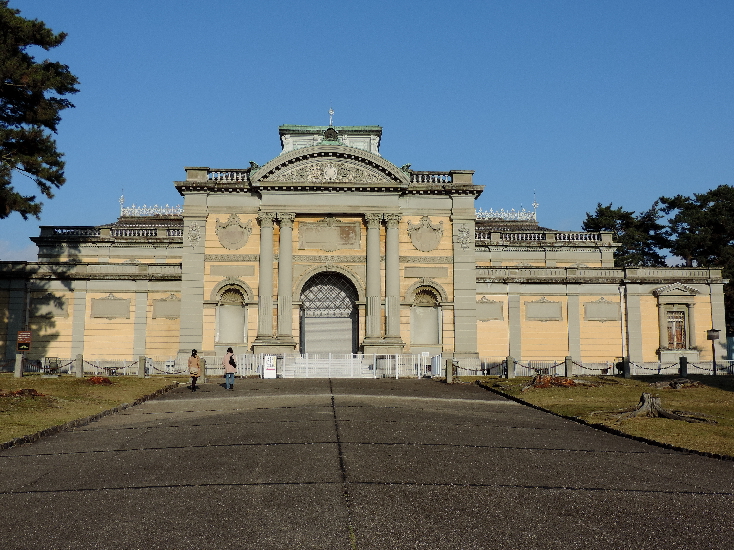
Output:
[
  {"xmin": 188, "ymin": 349, "xmax": 201, "ymax": 392},
  {"xmin": 223, "ymin": 347, "xmax": 236, "ymax": 390}
]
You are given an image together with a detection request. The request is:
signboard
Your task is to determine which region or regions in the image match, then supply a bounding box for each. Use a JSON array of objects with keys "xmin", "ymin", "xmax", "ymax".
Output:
[
  {"xmin": 263, "ymin": 355, "xmax": 277, "ymax": 379},
  {"xmin": 17, "ymin": 331, "xmax": 31, "ymax": 352}
]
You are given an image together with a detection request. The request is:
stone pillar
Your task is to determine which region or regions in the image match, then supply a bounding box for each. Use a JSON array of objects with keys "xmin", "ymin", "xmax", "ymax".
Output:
[
  {"xmin": 658, "ymin": 303, "xmax": 668, "ymax": 351},
  {"xmin": 687, "ymin": 303, "xmax": 696, "ymax": 348},
  {"xmin": 384, "ymin": 213, "xmax": 402, "ymax": 339},
  {"xmin": 365, "ymin": 213, "xmax": 383, "ymax": 339},
  {"xmin": 277, "ymin": 212, "xmax": 295, "ymax": 341},
  {"xmin": 75, "ymin": 353, "xmax": 84, "ymax": 378},
  {"xmin": 14, "ymin": 353, "xmax": 23, "ymax": 378},
  {"xmin": 257, "ymin": 212, "xmax": 276, "ymax": 338},
  {"xmin": 179, "ymin": 194, "xmax": 207, "ymax": 353},
  {"xmin": 138, "ymin": 355, "xmax": 146, "ymax": 378}
]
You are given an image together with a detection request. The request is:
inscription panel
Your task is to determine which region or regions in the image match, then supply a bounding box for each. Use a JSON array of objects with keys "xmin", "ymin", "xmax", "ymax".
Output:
[
  {"xmin": 525, "ymin": 298, "xmax": 562, "ymax": 321},
  {"xmin": 91, "ymin": 295, "xmax": 131, "ymax": 319},
  {"xmin": 584, "ymin": 298, "xmax": 620, "ymax": 322},
  {"xmin": 299, "ymin": 220, "xmax": 361, "ymax": 252},
  {"xmin": 404, "ymin": 266, "xmax": 449, "ymax": 279}
]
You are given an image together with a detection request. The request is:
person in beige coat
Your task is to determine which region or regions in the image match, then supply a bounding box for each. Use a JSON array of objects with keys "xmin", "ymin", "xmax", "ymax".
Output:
[
  {"xmin": 188, "ymin": 349, "xmax": 201, "ymax": 392},
  {"xmin": 223, "ymin": 347, "xmax": 236, "ymax": 390}
]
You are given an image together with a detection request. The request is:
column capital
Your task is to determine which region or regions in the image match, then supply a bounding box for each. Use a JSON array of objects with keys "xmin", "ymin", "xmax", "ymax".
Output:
[
  {"xmin": 257, "ymin": 211, "xmax": 276, "ymax": 227},
  {"xmin": 277, "ymin": 212, "xmax": 296, "ymax": 228},
  {"xmin": 384, "ymin": 213, "xmax": 402, "ymax": 228},
  {"xmin": 364, "ymin": 213, "xmax": 382, "ymax": 228}
]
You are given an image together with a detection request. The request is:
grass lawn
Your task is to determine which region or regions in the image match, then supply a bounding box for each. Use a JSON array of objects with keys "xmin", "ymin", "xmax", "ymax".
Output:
[
  {"xmin": 0, "ymin": 373, "xmax": 188, "ymax": 444},
  {"xmin": 465, "ymin": 375, "xmax": 734, "ymax": 458}
]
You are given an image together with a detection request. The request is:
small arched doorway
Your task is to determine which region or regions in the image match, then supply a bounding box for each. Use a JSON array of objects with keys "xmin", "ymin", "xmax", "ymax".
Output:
[{"xmin": 300, "ymin": 271, "xmax": 358, "ymax": 354}]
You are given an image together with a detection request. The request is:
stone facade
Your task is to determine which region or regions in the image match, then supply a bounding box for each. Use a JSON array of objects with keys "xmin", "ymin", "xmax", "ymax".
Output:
[{"xmin": 0, "ymin": 125, "xmax": 728, "ymax": 365}]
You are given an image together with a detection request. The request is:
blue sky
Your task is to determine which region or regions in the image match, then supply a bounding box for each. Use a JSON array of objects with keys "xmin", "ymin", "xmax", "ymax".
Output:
[{"xmin": 2, "ymin": 0, "xmax": 733, "ymax": 260}]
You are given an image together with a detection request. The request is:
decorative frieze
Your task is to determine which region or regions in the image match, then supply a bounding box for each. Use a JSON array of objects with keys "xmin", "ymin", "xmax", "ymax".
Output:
[
  {"xmin": 294, "ymin": 254, "xmax": 367, "ymax": 264},
  {"xmin": 400, "ymin": 256, "xmax": 453, "ymax": 264},
  {"xmin": 205, "ymin": 254, "xmax": 260, "ymax": 262}
]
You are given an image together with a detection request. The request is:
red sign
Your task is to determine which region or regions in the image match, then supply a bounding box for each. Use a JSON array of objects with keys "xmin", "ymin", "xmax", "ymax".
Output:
[{"xmin": 17, "ymin": 331, "xmax": 31, "ymax": 351}]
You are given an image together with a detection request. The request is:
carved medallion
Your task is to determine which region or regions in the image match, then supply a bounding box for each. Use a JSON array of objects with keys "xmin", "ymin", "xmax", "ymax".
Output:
[
  {"xmin": 216, "ymin": 214, "xmax": 252, "ymax": 250},
  {"xmin": 407, "ymin": 216, "xmax": 444, "ymax": 252}
]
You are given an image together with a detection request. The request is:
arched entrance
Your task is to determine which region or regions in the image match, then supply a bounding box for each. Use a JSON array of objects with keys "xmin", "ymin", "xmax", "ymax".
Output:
[{"xmin": 299, "ymin": 271, "xmax": 358, "ymax": 354}]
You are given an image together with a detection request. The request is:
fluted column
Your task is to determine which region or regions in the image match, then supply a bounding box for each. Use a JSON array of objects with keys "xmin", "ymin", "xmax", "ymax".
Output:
[
  {"xmin": 277, "ymin": 212, "xmax": 295, "ymax": 339},
  {"xmin": 365, "ymin": 213, "xmax": 383, "ymax": 339},
  {"xmin": 384, "ymin": 213, "xmax": 402, "ymax": 338},
  {"xmin": 257, "ymin": 212, "xmax": 276, "ymax": 337}
]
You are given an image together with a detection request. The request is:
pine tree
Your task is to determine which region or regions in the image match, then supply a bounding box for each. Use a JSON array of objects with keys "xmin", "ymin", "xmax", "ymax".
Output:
[{"xmin": 0, "ymin": 0, "xmax": 79, "ymax": 219}]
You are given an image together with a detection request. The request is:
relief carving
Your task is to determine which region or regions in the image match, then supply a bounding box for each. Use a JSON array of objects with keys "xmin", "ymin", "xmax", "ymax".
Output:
[
  {"xmin": 215, "ymin": 214, "xmax": 252, "ymax": 250},
  {"xmin": 263, "ymin": 158, "xmax": 391, "ymax": 184},
  {"xmin": 407, "ymin": 216, "xmax": 444, "ymax": 252}
]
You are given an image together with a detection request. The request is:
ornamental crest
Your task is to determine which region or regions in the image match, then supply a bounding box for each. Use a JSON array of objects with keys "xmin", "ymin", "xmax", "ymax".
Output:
[
  {"xmin": 407, "ymin": 216, "xmax": 444, "ymax": 252},
  {"xmin": 216, "ymin": 214, "xmax": 252, "ymax": 250},
  {"xmin": 263, "ymin": 159, "xmax": 391, "ymax": 184}
]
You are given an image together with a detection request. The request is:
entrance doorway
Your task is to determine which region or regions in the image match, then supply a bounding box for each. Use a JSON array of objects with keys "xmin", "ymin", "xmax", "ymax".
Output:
[{"xmin": 300, "ymin": 272, "xmax": 358, "ymax": 354}]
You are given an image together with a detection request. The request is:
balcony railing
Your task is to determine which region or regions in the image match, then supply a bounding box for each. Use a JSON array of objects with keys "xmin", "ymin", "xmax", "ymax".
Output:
[{"xmin": 475, "ymin": 230, "xmax": 607, "ymax": 243}]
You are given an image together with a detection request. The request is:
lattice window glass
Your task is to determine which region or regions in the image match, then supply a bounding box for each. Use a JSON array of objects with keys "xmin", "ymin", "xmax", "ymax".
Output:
[{"xmin": 301, "ymin": 272, "xmax": 357, "ymax": 318}]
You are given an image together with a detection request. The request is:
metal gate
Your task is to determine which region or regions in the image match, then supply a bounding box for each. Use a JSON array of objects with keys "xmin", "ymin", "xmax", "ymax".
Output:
[{"xmin": 300, "ymin": 272, "xmax": 358, "ymax": 354}]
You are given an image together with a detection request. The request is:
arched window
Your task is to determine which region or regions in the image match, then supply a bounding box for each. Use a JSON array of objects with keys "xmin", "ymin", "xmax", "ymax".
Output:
[
  {"xmin": 411, "ymin": 287, "xmax": 441, "ymax": 345},
  {"xmin": 217, "ymin": 287, "xmax": 247, "ymax": 345}
]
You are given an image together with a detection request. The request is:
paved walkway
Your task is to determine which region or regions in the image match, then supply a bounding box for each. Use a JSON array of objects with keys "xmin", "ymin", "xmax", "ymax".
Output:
[{"xmin": 1, "ymin": 378, "xmax": 732, "ymax": 549}]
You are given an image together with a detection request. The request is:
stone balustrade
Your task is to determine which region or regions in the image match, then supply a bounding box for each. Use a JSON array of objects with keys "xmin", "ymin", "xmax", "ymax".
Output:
[
  {"xmin": 475, "ymin": 230, "xmax": 609, "ymax": 243},
  {"xmin": 410, "ymin": 171, "xmax": 453, "ymax": 184},
  {"xmin": 49, "ymin": 227, "xmax": 101, "ymax": 237},
  {"xmin": 208, "ymin": 169, "xmax": 250, "ymax": 182}
]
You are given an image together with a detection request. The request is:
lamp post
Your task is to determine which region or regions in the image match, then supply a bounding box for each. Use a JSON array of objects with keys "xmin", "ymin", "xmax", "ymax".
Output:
[{"xmin": 707, "ymin": 329, "xmax": 720, "ymax": 376}]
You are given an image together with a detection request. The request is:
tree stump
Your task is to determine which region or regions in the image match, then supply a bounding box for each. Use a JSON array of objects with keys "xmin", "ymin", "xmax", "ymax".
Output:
[{"xmin": 620, "ymin": 393, "xmax": 714, "ymax": 423}]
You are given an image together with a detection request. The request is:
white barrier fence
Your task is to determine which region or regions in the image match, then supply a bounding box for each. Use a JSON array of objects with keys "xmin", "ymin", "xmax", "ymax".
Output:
[{"xmin": 6, "ymin": 354, "xmax": 734, "ymax": 378}]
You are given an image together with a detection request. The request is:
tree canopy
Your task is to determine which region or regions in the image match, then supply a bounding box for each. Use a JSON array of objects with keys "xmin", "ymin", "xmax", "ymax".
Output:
[
  {"xmin": 582, "ymin": 202, "xmax": 667, "ymax": 267},
  {"xmin": 0, "ymin": 0, "xmax": 79, "ymax": 219},
  {"xmin": 583, "ymin": 185, "xmax": 734, "ymax": 333}
]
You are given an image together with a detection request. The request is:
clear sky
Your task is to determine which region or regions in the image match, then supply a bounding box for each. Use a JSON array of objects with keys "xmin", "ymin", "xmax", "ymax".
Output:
[{"xmin": 2, "ymin": 0, "xmax": 732, "ymax": 261}]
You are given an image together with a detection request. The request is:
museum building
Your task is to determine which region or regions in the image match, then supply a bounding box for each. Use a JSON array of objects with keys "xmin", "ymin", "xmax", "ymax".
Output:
[{"xmin": 0, "ymin": 125, "xmax": 728, "ymax": 368}]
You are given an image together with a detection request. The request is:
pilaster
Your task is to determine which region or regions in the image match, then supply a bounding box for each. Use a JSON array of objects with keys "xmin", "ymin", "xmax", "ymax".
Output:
[{"xmin": 276, "ymin": 212, "xmax": 296, "ymax": 348}]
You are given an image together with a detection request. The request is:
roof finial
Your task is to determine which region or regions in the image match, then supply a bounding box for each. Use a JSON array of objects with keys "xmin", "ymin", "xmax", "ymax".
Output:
[{"xmin": 328, "ymin": 107, "xmax": 334, "ymax": 127}]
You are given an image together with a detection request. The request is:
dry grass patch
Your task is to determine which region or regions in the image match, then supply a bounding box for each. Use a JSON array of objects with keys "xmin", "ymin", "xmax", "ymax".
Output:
[
  {"xmin": 468, "ymin": 375, "xmax": 734, "ymax": 458},
  {"xmin": 0, "ymin": 374, "xmax": 187, "ymax": 443}
]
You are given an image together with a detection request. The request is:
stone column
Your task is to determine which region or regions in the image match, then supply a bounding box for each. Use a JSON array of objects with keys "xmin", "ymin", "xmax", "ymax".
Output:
[
  {"xmin": 277, "ymin": 212, "xmax": 295, "ymax": 340},
  {"xmin": 384, "ymin": 213, "xmax": 402, "ymax": 339},
  {"xmin": 257, "ymin": 212, "xmax": 276, "ymax": 338},
  {"xmin": 687, "ymin": 303, "xmax": 696, "ymax": 349},
  {"xmin": 365, "ymin": 213, "xmax": 383, "ymax": 339}
]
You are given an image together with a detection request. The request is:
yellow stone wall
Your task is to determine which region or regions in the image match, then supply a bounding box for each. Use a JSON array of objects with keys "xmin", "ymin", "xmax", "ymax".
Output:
[
  {"xmin": 28, "ymin": 291, "xmax": 75, "ymax": 360},
  {"xmin": 145, "ymin": 292, "xmax": 181, "ymax": 358},
  {"xmin": 520, "ymin": 296, "xmax": 570, "ymax": 360},
  {"xmin": 83, "ymin": 292, "xmax": 136, "ymax": 359},
  {"xmin": 579, "ymin": 296, "xmax": 623, "ymax": 362}
]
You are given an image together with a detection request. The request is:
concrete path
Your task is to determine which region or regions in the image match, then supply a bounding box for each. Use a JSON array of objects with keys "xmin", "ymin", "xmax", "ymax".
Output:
[{"xmin": 1, "ymin": 378, "xmax": 732, "ymax": 549}]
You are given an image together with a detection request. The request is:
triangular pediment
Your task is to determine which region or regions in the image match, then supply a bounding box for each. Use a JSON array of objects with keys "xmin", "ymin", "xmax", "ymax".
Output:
[
  {"xmin": 251, "ymin": 145, "xmax": 410, "ymax": 187},
  {"xmin": 653, "ymin": 282, "xmax": 699, "ymax": 296}
]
